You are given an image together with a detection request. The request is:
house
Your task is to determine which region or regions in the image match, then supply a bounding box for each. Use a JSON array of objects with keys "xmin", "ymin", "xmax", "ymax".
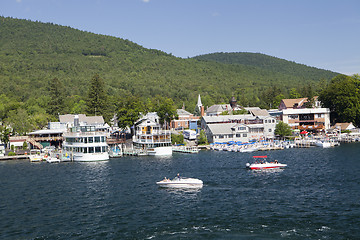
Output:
[
  {"xmin": 278, "ymin": 96, "xmax": 322, "ymax": 110},
  {"xmin": 281, "ymin": 108, "xmax": 331, "ymax": 131},
  {"xmin": 205, "ymin": 97, "xmax": 243, "ymax": 116},
  {"xmin": 170, "ymin": 109, "xmax": 199, "ymax": 130},
  {"xmin": 202, "ymin": 115, "xmax": 277, "ymax": 143}
]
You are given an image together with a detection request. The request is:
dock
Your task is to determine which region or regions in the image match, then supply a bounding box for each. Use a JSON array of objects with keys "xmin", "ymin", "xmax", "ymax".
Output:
[{"xmin": 0, "ymin": 155, "xmax": 29, "ymax": 161}]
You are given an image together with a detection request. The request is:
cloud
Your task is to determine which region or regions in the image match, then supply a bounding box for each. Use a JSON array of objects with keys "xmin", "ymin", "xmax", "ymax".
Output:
[
  {"xmin": 16, "ymin": 0, "xmax": 22, "ymax": 3},
  {"xmin": 211, "ymin": 12, "xmax": 220, "ymax": 17},
  {"xmin": 142, "ymin": 0, "xmax": 150, "ymax": 3}
]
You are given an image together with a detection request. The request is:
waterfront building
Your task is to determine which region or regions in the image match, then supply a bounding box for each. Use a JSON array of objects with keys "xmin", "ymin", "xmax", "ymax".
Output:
[
  {"xmin": 202, "ymin": 115, "xmax": 277, "ymax": 143},
  {"xmin": 281, "ymin": 108, "xmax": 331, "ymax": 131},
  {"xmin": 133, "ymin": 112, "xmax": 172, "ymax": 156},
  {"xmin": 278, "ymin": 97, "xmax": 331, "ymax": 132}
]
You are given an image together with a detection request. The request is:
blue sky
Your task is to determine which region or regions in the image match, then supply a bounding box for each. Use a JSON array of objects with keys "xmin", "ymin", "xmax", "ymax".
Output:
[{"xmin": 1, "ymin": 0, "xmax": 359, "ymax": 75}]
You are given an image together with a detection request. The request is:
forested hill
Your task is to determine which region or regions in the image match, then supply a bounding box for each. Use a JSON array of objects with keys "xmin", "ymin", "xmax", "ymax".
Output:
[
  {"xmin": 193, "ymin": 52, "xmax": 337, "ymax": 81},
  {"xmin": 0, "ymin": 16, "xmax": 338, "ymax": 111}
]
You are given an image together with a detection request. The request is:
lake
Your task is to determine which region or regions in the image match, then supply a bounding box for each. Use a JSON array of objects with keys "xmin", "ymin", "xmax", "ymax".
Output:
[{"xmin": 1, "ymin": 143, "xmax": 359, "ymax": 239}]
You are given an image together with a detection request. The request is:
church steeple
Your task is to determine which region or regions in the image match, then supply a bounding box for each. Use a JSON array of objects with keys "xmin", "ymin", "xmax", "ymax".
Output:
[{"xmin": 197, "ymin": 94, "xmax": 202, "ymax": 108}]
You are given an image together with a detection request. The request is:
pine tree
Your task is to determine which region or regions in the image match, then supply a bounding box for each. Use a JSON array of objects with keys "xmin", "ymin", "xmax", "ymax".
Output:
[
  {"xmin": 48, "ymin": 77, "xmax": 64, "ymax": 117},
  {"xmin": 86, "ymin": 74, "xmax": 108, "ymax": 118}
]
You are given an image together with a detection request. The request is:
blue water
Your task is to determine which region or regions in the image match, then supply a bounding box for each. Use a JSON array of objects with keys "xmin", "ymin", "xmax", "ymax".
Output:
[{"xmin": 1, "ymin": 143, "xmax": 360, "ymax": 239}]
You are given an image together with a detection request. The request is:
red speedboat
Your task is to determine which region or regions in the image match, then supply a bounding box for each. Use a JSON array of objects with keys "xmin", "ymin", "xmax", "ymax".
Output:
[{"xmin": 246, "ymin": 156, "xmax": 287, "ymax": 170}]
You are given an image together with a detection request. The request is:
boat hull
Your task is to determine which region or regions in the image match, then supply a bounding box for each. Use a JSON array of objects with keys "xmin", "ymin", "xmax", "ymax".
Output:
[
  {"xmin": 247, "ymin": 163, "xmax": 287, "ymax": 170},
  {"xmin": 147, "ymin": 146, "xmax": 173, "ymax": 156},
  {"xmin": 72, "ymin": 152, "xmax": 109, "ymax": 162},
  {"xmin": 156, "ymin": 178, "xmax": 203, "ymax": 188}
]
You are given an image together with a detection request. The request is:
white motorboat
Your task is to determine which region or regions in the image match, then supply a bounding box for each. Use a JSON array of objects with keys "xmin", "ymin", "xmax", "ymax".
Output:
[
  {"xmin": 314, "ymin": 140, "xmax": 331, "ymax": 148},
  {"xmin": 29, "ymin": 149, "xmax": 44, "ymax": 162},
  {"xmin": 156, "ymin": 177, "xmax": 203, "ymax": 188},
  {"xmin": 246, "ymin": 155, "xmax": 287, "ymax": 170}
]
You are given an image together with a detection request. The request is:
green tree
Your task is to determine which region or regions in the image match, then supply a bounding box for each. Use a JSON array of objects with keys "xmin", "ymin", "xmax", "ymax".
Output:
[
  {"xmin": 274, "ymin": 121, "xmax": 292, "ymax": 139},
  {"xmin": 319, "ymin": 74, "xmax": 360, "ymax": 126},
  {"xmin": 198, "ymin": 130, "xmax": 208, "ymax": 145},
  {"xmin": 47, "ymin": 77, "xmax": 65, "ymax": 117},
  {"xmin": 151, "ymin": 95, "xmax": 178, "ymax": 128},
  {"xmin": 86, "ymin": 74, "xmax": 108, "ymax": 119},
  {"xmin": 171, "ymin": 133, "xmax": 184, "ymax": 145},
  {"xmin": 0, "ymin": 124, "xmax": 12, "ymax": 146},
  {"xmin": 116, "ymin": 95, "xmax": 144, "ymax": 130},
  {"xmin": 6, "ymin": 109, "xmax": 33, "ymax": 135},
  {"xmin": 289, "ymin": 88, "xmax": 301, "ymax": 99}
]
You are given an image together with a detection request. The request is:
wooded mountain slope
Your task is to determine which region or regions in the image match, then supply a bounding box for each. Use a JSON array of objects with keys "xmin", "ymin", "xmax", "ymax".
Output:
[{"xmin": 0, "ymin": 16, "xmax": 338, "ymax": 110}]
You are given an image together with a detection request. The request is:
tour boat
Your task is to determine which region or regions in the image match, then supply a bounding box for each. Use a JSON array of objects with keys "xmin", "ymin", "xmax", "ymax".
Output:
[
  {"xmin": 246, "ymin": 155, "xmax": 287, "ymax": 170},
  {"xmin": 156, "ymin": 176, "xmax": 203, "ymax": 188},
  {"xmin": 132, "ymin": 113, "xmax": 172, "ymax": 156},
  {"xmin": 62, "ymin": 125, "xmax": 109, "ymax": 162}
]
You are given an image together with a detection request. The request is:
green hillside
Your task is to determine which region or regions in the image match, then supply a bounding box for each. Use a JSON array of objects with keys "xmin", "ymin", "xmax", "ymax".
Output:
[
  {"xmin": 193, "ymin": 52, "xmax": 337, "ymax": 81},
  {"xmin": 0, "ymin": 16, "xmax": 338, "ymax": 114}
]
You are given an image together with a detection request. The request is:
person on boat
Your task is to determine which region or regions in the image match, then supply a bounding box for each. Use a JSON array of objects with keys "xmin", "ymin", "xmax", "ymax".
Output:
[
  {"xmin": 176, "ymin": 173, "xmax": 181, "ymax": 180},
  {"xmin": 274, "ymin": 160, "xmax": 278, "ymax": 164}
]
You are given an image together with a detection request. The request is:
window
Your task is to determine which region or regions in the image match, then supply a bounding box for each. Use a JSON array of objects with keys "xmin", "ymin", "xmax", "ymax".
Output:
[
  {"xmin": 88, "ymin": 137, "xmax": 94, "ymax": 143},
  {"xmin": 236, "ymin": 134, "xmax": 241, "ymax": 137},
  {"xmin": 269, "ymin": 129, "xmax": 272, "ymax": 132},
  {"xmin": 219, "ymin": 135, "xmax": 224, "ymax": 139},
  {"xmin": 243, "ymin": 133, "xmax": 247, "ymax": 137},
  {"xmin": 88, "ymin": 147, "xmax": 94, "ymax": 153},
  {"xmin": 95, "ymin": 147, "xmax": 101, "ymax": 153},
  {"xmin": 95, "ymin": 137, "xmax": 100, "ymax": 143}
]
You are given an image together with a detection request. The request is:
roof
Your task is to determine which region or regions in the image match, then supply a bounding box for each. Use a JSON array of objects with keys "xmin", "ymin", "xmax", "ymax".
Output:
[
  {"xmin": 202, "ymin": 114, "xmax": 269, "ymax": 124},
  {"xmin": 28, "ymin": 129, "xmax": 66, "ymax": 135},
  {"xmin": 280, "ymin": 98, "xmax": 307, "ymax": 109},
  {"xmin": 207, "ymin": 123, "xmax": 236, "ymax": 135},
  {"xmin": 177, "ymin": 109, "xmax": 192, "ymax": 116},
  {"xmin": 333, "ymin": 122, "xmax": 356, "ymax": 130},
  {"xmin": 59, "ymin": 114, "xmax": 104, "ymax": 125},
  {"xmin": 245, "ymin": 107, "xmax": 270, "ymax": 117},
  {"xmin": 206, "ymin": 104, "xmax": 227, "ymax": 114}
]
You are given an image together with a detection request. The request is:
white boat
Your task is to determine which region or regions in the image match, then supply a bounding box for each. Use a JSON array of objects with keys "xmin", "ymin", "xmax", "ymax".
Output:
[
  {"xmin": 314, "ymin": 140, "xmax": 331, "ymax": 148},
  {"xmin": 109, "ymin": 144, "xmax": 123, "ymax": 158},
  {"xmin": 62, "ymin": 125, "xmax": 109, "ymax": 162},
  {"xmin": 132, "ymin": 113, "xmax": 172, "ymax": 156},
  {"xmin": 240, "ymin": 146, "xmax": 259, "ymax": 153},
  {"xmin": 29, "ymin": 149, "xmax": 44, "ymax": 162},
  {"xmin": 246, "ymin": 155, "xmax": 287, "ymax": 170},
  {"xmin": 156, "ymin": 176, "xmax": 203, "ymax": 188}
]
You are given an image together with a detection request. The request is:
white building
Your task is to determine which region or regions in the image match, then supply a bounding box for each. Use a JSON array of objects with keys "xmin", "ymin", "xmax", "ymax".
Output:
[{"xmin": 202, "ymin": 115, "xmax": 277, "ymax": 143}]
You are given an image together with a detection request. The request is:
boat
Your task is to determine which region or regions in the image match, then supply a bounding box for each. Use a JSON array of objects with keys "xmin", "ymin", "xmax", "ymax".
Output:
[
  {"xmin": 132, "ymin": 113, "xmax": 172, "ymax": 156},
  {"xmin": 109, "ymin": 144, "xmax": 123, "ymax": 158},
  {"xmin": 314, "ymin": 140, "xmax": 331, "ymax": 148},
  {"xmin": 62, "ymin": 125, "xmax": 109, "ymax": 162},
  {"xmin": 29, "ymin": 149, "xmax": 44, "ymax": 162},
  {"xmin": 156, "ymin": 175, "xmax": 203, "ymax": 188},
  {"xmin": 246, "ymin": 155, "xmax": 287, "ymax": 170}
]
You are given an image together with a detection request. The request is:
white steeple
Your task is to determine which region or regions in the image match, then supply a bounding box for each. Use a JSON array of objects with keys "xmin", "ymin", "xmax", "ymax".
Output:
[{"xmin": 197, "ymin": 94, "xmax": 202, "ymax": 107}]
